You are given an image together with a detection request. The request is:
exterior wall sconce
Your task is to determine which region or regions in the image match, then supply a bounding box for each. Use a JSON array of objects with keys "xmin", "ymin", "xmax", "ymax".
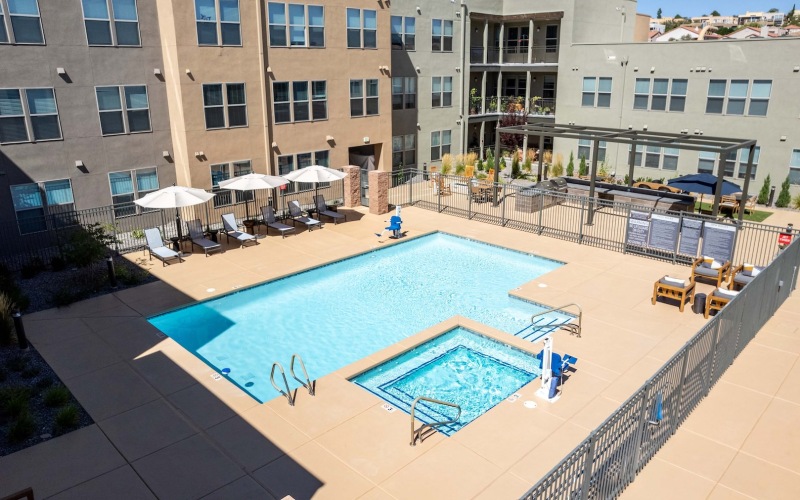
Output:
[
  {"xmin": 162, "ymin": 151, "xmax": 170, "ymax": 158},
  {"xmin": 195, "ymin": 151, "xmax": 204, "ymax": 158},
  {"xmin": 266, "ymin": 66, "xmax": 273, "ymax": 73},
  {"xmin": 325, "ymin": 135, "xmax": 334, "ymax": 142},
  {"xmin": 185, "ymin": 69, "xmax": 192, "ymax": 76},
  {"xmin": 153, "ymin": 68, "xmax": 162, "ymax": 76},
  {"xmin": 794, "ymin": 66, "xmax": 800, "ymax": 72},
  {"xmin": 271, "ymin": 142, "xmax": 278, "ymax": 149},
  {"xmin": 363, "ymin": 137, "xmax": 370, "ymax": 144},
  {"xmin": 74, "ymin": 160, "xmax": 84, "ymax": 168},
  {"xmin": 650, "ymin": 66, "xmax": 655, "ymax": 73},
  {"xmin": 415, "ymin": 66, "xmax": 420, "ymax": 73},
  {"xmin": 57, "ymin": 67, "xmax": 66, "ymax": 75},
  {"xmin": 416, "ymin": 6, "xmax": 421, "ymax": 14}
]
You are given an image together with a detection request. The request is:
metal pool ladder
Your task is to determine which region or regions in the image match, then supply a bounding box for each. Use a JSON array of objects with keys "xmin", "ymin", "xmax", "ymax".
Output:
[
  {"xmin": 529, "ymin": 302, "xmax": 583, "ymax": 338},
  {"xmin": 270, "ymin": 362, "xmax": 296, "ymax": 406},
  {"xmin": 290, "ymin": 353, "xmax": 316, "ymax": 396},
  {"xmin": 410, "ymin": 396, "xmax": 461, "ymax": 446}
]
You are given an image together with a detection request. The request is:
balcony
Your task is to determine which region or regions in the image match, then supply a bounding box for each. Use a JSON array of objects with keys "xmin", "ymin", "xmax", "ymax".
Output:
[
  {"xmin": 468, "ymin": 95, "xmax": 555, "ymax": 117},
  {"xmin": 470, "ymin": 45, "xmax": 559, "ymax": 65}
]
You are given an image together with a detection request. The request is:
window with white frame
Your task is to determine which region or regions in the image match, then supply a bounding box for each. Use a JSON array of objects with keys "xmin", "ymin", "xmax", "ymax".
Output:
[
  {"xmin": 210, "ymin": 160, "xmax": 251, "ymax": 207},
  {"xmin": 629, "ymin": 145, "xmax": 679, "ymax": 170},
  {"xmin": 195, "ymin": 0, "xmax": 241, "ymax": 46},
  {"xmin": 697, "ymin": 151, "xmax": 715, "ymax": 175},
  {"xmin": 346, "ymin": 8, "xmax": 376, "ymax": 49},
  {"xmin": 581, "ymin": 77, "xmax": 611, "ymax": 108},
  {"xmin": 82, "ymin": 0, "xmax": 140, "ymax": 46},
  {"xmin": 202, "ymin": 83, "xmax": 247, "ymax": 129},
  {"xmin": 0, "ymin": 88, "xmax": 62, "ymax": 144},
  {"xmin": 109, "ymin": 167, "xmax": 158, "ymax": 217},
  {"xmin": 277, "ymin": 151, "xmax": 329, "ymax": 194},
  {"xmin": 545, "ymin": 25, "xmax": 558, "ymax": 53},
  {"xmin": 392, "ymin": 77, "xmax": 416, "ymax": 110},
  {"xmin": 577, "ymin": 139, "xmax": 606, "ymax": 163},
  {"xmin": 392, "ymin": 134, "xmax": 415, "ymax": 170},
  {"xmin": 432, "ymin": 77, "xmax": 452, "ymax": 108},
  {"xmin": 1, "ymin": 0, "xmax": 43, "ymax": 44},
  {"xmin": 431, "ymin": 19, "xmax": 452, "ymax": 52},
  {"xmin": 11, "ymin": 179, "xmax": 75, "ymax": 234},
  {"xmin": 633, "ymin": 78, "xmax": 686, "ymax": 112},
  {"xmin": 696, "ymin": 148, "xmax": 758, "ymax": 178},
  {"xmin": 706, "ymin": 79, "xmax": 771, "ymax": 116},
  {"xmin": 789, "ymin": 149, "xmax": 800, "ymax": 185},
  {"xmin": 736, "ymin": 147, "xmax": 759, "ymax": 180},
  {"xmin": 95, "ymin": 85, "xmax": 150, "ymax": 135},
  {"xmin": 273, "ymin": 81, "xmax": 326, "ymax": 123},
  {"xmin": 350, "ymin": 79, "xmax": 378, "ymax": 117},
  {"xmin": 267, "ymin": 3, "xmax": 323, "ymax": 47},
  {"xmin": 390, "ymin": 15, "xmax": 414, "ymax": 50},
  {"xmin": 430, "ymin": 130, "xmax": 451, "ymax": 161}
]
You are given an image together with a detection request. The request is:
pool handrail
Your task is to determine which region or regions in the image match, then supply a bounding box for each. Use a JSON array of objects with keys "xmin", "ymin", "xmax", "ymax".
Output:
[
  {"xmin": 410, "ymin": 396, "xmax": 462, "ymax": 446},
  {"xmin": 270, "ymin": 362, "xmax": 296, "ymax": 406},
  {"xmin": 529, "ymin": 303, "xmax": 582, "ymax": 338},
  {"xmin": 290, "ymin": 353, "xmax": 316, "ymax": 396}
]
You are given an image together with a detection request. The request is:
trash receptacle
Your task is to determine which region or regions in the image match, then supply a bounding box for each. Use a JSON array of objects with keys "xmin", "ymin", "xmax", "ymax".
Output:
[{"xmin": 693, "ymin": 293, "xmax": 706, "ymax": 315}]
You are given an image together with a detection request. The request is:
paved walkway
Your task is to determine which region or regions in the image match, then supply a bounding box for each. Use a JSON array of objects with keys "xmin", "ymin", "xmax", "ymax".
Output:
[{"xmin": 0, "ymin": 206, "xmax": 797, "ymax": 499}]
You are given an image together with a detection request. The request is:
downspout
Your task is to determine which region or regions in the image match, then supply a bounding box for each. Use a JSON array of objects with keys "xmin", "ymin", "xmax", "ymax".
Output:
[{"xmin": 460, "ymin": 1, "xmax": 468, "ymax": 156}]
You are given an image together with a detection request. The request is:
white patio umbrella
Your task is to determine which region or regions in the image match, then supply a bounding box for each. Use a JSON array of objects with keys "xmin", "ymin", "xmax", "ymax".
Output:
[
  {"xmin": 282, "ymin": 165, "xmax": 346, "ymax": 212},
  {"xmin": 134, "ymin": 185, "xmax": 215, "ymax": 241},
  {"xmin": 218, "ymin": 173, "xmax": 289, "ymax": 220}
]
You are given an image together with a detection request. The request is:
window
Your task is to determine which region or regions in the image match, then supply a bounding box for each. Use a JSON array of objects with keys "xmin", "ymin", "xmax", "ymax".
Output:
[
  {"xmin": 95, "ymin": 85, "xmax": 150, "ymax": 135},
  {"xmin": 431, "ymin": 19, "xmax": 452, "ymax": 52},
  {"xmin": 697, "ymin": 151, "xmax": 716, "ymax": 174},
  {"xmin": 543, "ymin": 75, "xmax": 556, "ymax": 101},
  {"xmin": 629, "ymin": 145, "xmax": 679, "ymax": 170},
  {"xmin": 210, "ymin": 160, "xmax": 251, "ymax": 207},
  {"xmin": 392, "ymin": 134, "xmax": 415, "ymax": 170},
  {"xmin": 432, "ymin": 77, "xmax": 452, "ymax": 108},
  {"xmin": 578, "ymin": 139, "xmax": 606, "ymax": 163},
  {"xmin": 350, "ymin": 79, "xmax": 378, "ymax": 117},
  {"xmin": 347, "ymin": 8, "xmax": 376, "ymax": 49},
  {"xmin": 11, "ymin": 179, "xmax": 75, "ymax": 234},
  {"xmin": 506, "ymin": 27, "xmax": 529, "ymax": 53},
  {"xmin": 267, "ymin": 3, "xmax": 324, "ymax": 47},
  {"xmin": 633, "ymin": 78, "xmax": 686, "ymax": 112},
  {"xmin": 545, "ymin": 25, "xmax": 558, "ymax": 53},
  {"xmin": 0, "ymin": 88, "xmax": 62, "ymax": 144},
  {"xmin": 581, "ymin": 77, "xmax": 611, "ymax": 108},
  {"xmin": 82, "ymin": 0, "xmax": 140, "ymax": 46},
  {"xmin": 706, "ymin": 79, "xmax": 771, "ymax": 116},
  {"xmin": 390, "ymin": 15, "xmax": 414, "ymax": 50},
  {"xmin": 202, "ymin": 83, "xmax": 247, "ymax": 129},
  {"xmin": 789, "ymin": 149, "xmax": 800, "ymax": 185},
  {"xmin": 697, "ymin": 148, "xmax": 757, "ymax": 178},
  {"xmin": 109, "ymin": 167, "xmax": 158, "ymax": 217},
  {"xmin": 392, "ymin": 77, "xmax": 416, "ymax": 110},
  {"xmin": 430, "ymin": 130, "xmax": 451, "ymax": 161},
  {"xmin": 3, "ymin": 0, "xmax": 43, "ymax": 44},
  {"xmin": 736, "ymin": 147, "xmax": 759, "ymax": 180},
  {"xmin": 195, "ymin": 0, "xmax": 240, "ymax": 46},
  {"xmin": 277, "ymin": 151, "xmax": 328, "ymax": 194},
  {"xmin": 273, "ymin": 80, "xmax": 326, "ymax": 123}
]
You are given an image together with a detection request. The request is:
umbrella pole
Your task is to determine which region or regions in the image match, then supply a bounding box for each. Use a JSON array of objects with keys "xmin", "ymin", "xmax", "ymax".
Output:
[
  {"xmin": 205, "ymin": 203, "xmax": 211, "ymax": 232},
  {"xmin": 175, "ymin": 207, "xmax": 183, "ymax": 241}
]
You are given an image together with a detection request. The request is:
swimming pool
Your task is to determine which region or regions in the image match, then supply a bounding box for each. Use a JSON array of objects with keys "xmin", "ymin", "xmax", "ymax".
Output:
[
  {"xmin": 149, "ymin": 232, "xmax": 565, "ymax": 402},
  {"xmin": 352, "ymin": 327, "xmax": 541, "ymax": 435}
]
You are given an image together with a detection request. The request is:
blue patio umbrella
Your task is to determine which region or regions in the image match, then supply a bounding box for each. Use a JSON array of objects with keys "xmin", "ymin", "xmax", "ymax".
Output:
[{"xmin": 668, "ymin": 173, "xmax": 742, "ymax": 211}]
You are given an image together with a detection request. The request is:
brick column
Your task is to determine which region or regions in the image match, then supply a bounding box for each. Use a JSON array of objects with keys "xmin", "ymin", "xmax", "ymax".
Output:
[
  {"xmin": 341, "ymin": 165, "xmax": 361, "ymax": 208},
  {"xmin": 368, "ymin": 170, "xmax": 389, "ymax": 215}
]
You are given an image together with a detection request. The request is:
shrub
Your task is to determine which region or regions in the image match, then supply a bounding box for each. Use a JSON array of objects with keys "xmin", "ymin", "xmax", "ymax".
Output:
[
  {"xmin": 793, "ymin": 193, "xmax": 800, "ymax": 210},
  {"xmin": 757, "ymin": 174, "xmax": 771, "ymax": 205},
  {"xmin": 55, "ymin": 405, "xmax": 79, "ymax": 432},
  {"xmin": 440, "ymin": 154, "xmax": 453, "ymax": 175},
  {"xmin": 64, "ymin": 223, "xmax": 116, "ymax": 269},
  {"xmin": 551, "ymin": 153, "xmax": 564, "ymax": 177},
  {"xmin": 511, "ymin": 153, "xmax": 521, "ymax": 178},
  {"xmin": 566, "ymin": 152, "xmax": 575, "ymax": 177},
  {"xmin": 476, "ymin": 158, "xmax": 484, "ymax": 171},
  {"xmin": 8, "ymin": 411, "xmax": 36, "ymax": 444},
  {"xmin": 43, "ymin": 385, "xmax": 71, "ymax": 408},
  {"xmin": 578, "ymin": 155, "xmax": 588, "ymax": 176},
  {"xmin": 0, "ymin": 386, "xmax": 31, "ymax": 418},
  {"xmin": 35, "ymin": 376, "xmax": 53, "ymax": 390},
  {"xmin": 50, "ymin": 255, "xmax": 67, "ymax": 271},
  {"xmin": 20, "ymin": 257, "xmax": 45, "ymax": 279},
  {"xmin": 776, "ymin": 176, "xmax": 792, "ymax": 208},
  {"xmin": 114, "ymin": 265, "xmax": 145, "ymax": 286},
  {"xmin": 51, "ymin": 287, "xmax": 77, "ymax": 308}
]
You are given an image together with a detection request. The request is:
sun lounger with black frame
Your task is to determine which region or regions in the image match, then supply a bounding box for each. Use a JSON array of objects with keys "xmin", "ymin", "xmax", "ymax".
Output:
[
  {"xmin": 221, "ymin": 213, "xmax": 258, "ymax": 248},
  {"xmin": 186, "ymin": 219, "xmax": 222, "ymax": 256},
  {"xmin": 144, "ymin": 228, "xmax": 183, "ymax": 266},
  {"xmin": 260, "ymin": 205, "xmax": 296, "ymax": 238},
  {"xmin": 288, "ymin": 200, "xmax": 322, "ymax": 231},
  {"xmin": 314, "ymin": 194, "xmax": 345, "ymax": 224}
]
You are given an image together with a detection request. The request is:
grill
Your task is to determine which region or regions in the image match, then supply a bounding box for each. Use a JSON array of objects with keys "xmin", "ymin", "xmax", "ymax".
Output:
[
  {"xmin": 549, "ymin": 177, "xmax": 568, "ymax": 193},
  {"xmin": 515, "ymin": 178, "xmax": 566, "ymax": 213}
]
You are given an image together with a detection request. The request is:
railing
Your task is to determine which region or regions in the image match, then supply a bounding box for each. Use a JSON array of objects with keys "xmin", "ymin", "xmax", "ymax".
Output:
[
  {"xmin": 530, "ymin": 303, "xmax": 582, "ymax": 338},
  {"xmin": 0, "ymin": 181, "xmax": 344, "ymax": 271},
  {"xmin": 290, "ymin": 353, "xmax": 316, "ymax": 397},
  {"xmin": 468, "ymin": 96, "xmax": 555, "ymax": 116},
  {"xmin": 470, "ymin": 45, "xmax": 559, "ymax": 64},
  {"xmin": 270, "ymin": 362, "xmax": 296, "ymax": 406},
  {"xmin": 410, "ymin": 396, "xmax": 461, "ymax": 446}
]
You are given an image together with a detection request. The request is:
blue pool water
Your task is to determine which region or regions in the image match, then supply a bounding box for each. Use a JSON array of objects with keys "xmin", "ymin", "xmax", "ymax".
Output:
[
  {"xmin": 149, "ymin": 232, "xmax": 564, "ymax": 402},
  {"xmin": 352, "ymin": 327, "xmax": 541, "ymax": 435}
]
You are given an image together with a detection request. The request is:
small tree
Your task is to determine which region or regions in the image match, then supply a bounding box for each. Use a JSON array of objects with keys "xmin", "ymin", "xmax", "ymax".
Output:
[
  {"xmin": 710, "ymin": 10, "xmax": 721, "ymax": 16},
  {"xmin": 578, "ymin": 155, "xmax": 588, "ymax": 176},
  {"xmin": 511, "ymin": 153, "xmax": 521, "ymax": 179},
  {"xmin": 64, "ymin": 223, "xmax": 115, "ymax": 268},
  {"xmin": 566, "ymin": 152, "xmax": 575, "ymax": 177},
  {"xmin": 657, "ymin": 7, "xmax": 662, "ymax": 19},
  {"xmin": 793, "ymin": 193, "xmax": 800, "ymax": 210},
  {"xmin": 757, "ymin": 174, "xmax": 771, "ymax": 205},
  {"xmin": 776, "ymin": 175, "xmax": 792, "ymax": 207},
  {"xmin": 498, "ymin": 101, "xmax": 526, "ymax": 152}
]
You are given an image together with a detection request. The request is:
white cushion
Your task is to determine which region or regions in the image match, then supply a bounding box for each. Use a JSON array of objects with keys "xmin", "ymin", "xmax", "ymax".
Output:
[
  {"xmin": 710, "ymin": 260, "xmax": 722, "ymax": 270},
  {"xmin": 663, "ymin": 277, "xmax": 686, "ymax": 286},
  {"xmin": 750, "ymin": 267, "xmax": 761, "ymax": 277},
  {"xmin": 715, "ymin": 287, "xmax": 739, "ymax": 299}
]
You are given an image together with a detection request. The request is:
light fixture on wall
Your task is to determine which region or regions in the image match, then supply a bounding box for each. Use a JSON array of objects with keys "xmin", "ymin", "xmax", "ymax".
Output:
[
  {"xmin": 74, "ymin": 160, "xmax": 84, "ymax": 168},
  {"xmin": 415, "ymin": 66, "xmax": 420, "ymax": 73},
  {"xmin": 271, "ymin": 141, "xmax": 278, "ymax": 149},
  {"xmin": 162, "ymin": 150, "xmax": 170, "ymax": 158},
  {"xmin": 532, "ymin": 76, "xmax": 536, "ymax": 82},
  {"xmin": 536, "ymin": 26, "xmax": 540, "ymax": 32},
  {"xmin": 794, "ymin": 66, "xmax": 800, "ymax": 72},
  {"xmin": 416, "ymin": 6, "xmax": 421, "ymax": 14},
  {"xmin": 56, "ymin": 67, "xmax": 66, "ymax": 76},
  {"xmin": 153, "ymin": 68, "xmax": 162, "ymax": 76},
  {"xmin": 195, "ymin": 151, "xmax": 204, "ymax": 158},
  {"xmin": 780, "ymin": 135, "xmax": 787, "ymax": 141},
  {"xmin": 650, "ymin": 66, "xmax": 655, "ymax": 73},
  {"xmin": 363, "ymin": 137, "xmax": 370, "ymax": 144}
]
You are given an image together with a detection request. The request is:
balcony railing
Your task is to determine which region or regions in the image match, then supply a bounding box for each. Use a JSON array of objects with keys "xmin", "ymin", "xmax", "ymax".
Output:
[
  {"xmin": 468, "ymin": 95, "xmax": 555, "ymax": 116},
  {"xmin": 470, "ymin": 45, "xmax": 559, "ymax": 64}
]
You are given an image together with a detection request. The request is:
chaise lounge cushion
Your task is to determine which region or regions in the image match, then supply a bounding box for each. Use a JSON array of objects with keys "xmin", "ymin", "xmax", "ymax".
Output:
[
  {"xmin": 713, "ymin": 287, "xmax": 739, "ymax": 299},
  {"xmin": 694, "ymin": 266, "xmax": 721, "ymax": 278},
  {"xmin": 659, "ymin": 277, "xmax": 688, "ymax": 288}
]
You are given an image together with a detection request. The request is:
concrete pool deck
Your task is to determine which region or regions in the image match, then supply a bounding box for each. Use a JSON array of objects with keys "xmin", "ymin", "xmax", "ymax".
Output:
[{"xmin": 0, "ymin": 206, "xmax": 798, "ymax": 499}]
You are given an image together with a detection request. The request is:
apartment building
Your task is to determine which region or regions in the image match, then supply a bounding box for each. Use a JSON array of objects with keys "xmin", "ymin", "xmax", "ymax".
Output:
[{"xmin": 0, "ymin": 0, "xmax": 175, "ymax": 233}]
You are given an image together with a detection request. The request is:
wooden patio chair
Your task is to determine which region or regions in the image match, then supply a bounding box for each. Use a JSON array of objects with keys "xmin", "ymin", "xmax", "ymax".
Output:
[
  {"xmin": 705, "ymin": 287, "xmax": 739, "ymax": 318},
  {"xmin": 691, "ymin": 256, "xmax": 731, "ymax": 287},
  {"xmin": 652, "ymin": 276, "xmax": 696, "ymax": 312}
]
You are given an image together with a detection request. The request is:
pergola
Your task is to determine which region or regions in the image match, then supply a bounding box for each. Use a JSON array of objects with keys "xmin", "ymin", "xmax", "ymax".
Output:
[{"xmin": 494, "ymin": 122, "xmax": 757, "ymax": 224}]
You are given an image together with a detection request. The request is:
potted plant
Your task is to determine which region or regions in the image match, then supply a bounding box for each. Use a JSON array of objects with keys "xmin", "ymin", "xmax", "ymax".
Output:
[{"xmin": 469, "ymin": 88, "xmax": 480, "ymax": 114}]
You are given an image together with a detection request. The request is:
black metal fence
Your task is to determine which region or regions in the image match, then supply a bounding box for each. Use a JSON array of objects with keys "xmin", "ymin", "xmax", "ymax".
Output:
[{"xmin": 0, "ymin": 183, "xmax": 344, "ymax": 271}]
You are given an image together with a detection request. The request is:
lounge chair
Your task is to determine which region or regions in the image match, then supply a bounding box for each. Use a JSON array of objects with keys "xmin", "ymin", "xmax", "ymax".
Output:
[
  {"xmin": 434, "ymin": 174, "xmax": 452, "ymax": 195},
  {"xmin": 144, "ymin": 228, "xmax": 183, "ymax": 266},
  {"xmin": 652, "ymin": 276, "xmax": 696, "ymax": 312},
  {"xmin": 705, "ymin": 287, "xmax": 739, "ymax": 319},
  {"xmin": 260, "ymin": 205, "xmax": 295, "ymax": 238},
  {"xmin": 314, "ymin": 195, "xmax": 345, "ymax": 224},
  {"xmin": 186, "ymin": 219, "xmax": 221, "ymax": 256},
  {"xmin": 288, "ymin": 200, "xmax": 322, "ymax": 231},
  {"xmin": 728, "ymin": 263, "xmax": 764, "ymax": 290},
  {"xmin": 690, "ymin": 256, "xmax": 731, "ymax": 287},
  {"xmin": 221, "ymin": 213, "xmax": 258, "ymax": 247}
]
